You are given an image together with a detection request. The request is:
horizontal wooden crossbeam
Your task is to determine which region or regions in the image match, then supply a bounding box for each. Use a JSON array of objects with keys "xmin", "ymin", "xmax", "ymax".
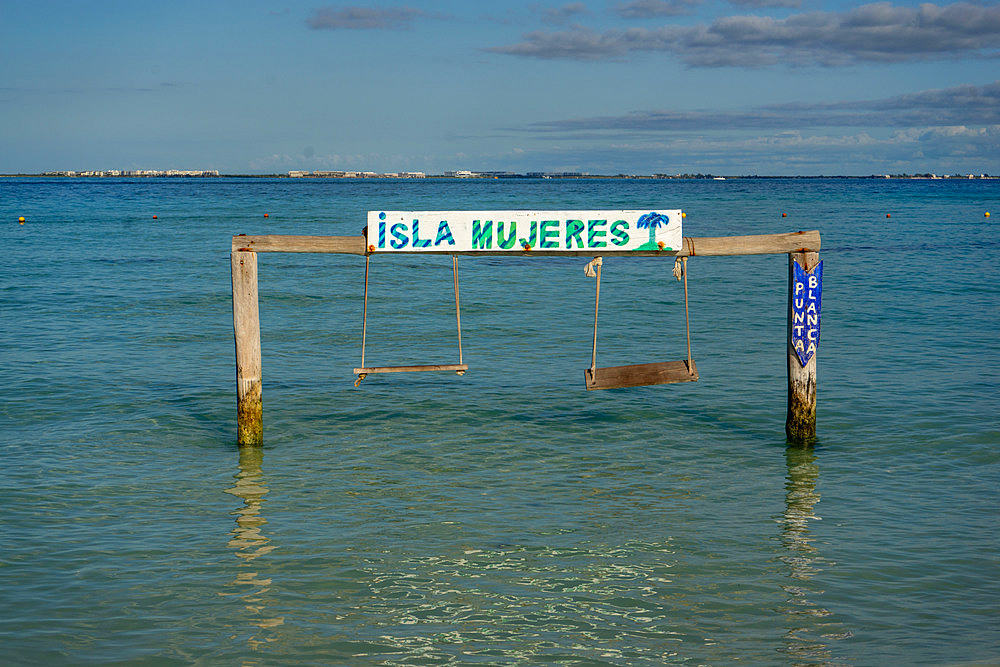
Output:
[{"xmin": 232, "ymin": 230, "xmax": 820, "ymax": 257}]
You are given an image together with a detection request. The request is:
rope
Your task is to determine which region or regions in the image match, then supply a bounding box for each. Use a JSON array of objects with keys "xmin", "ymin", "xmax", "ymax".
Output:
[
  {"xmin": 453, "ymin": 256, "xmax": 465, "ymax": 375},
  {"xmin": 361, "ymin": 255, "xmax": 370, "ymax": 369},
  {"xmin": 585, "ymin": 257, "xmax": 603, "ymax": 376},
  {"xmin": 683, "ymin": 257, "xmax": 693, "ymax": 374},
  {"xmin": 356, "ymin": 254, "xmax": 370, "ymax": 385}
]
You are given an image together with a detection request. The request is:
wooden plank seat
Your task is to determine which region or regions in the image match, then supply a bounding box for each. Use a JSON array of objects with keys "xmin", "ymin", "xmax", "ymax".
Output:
[
  {"xmin": 585, "ymin": 359, "xmax": 697, "ymax": 391},
  {"xmin": 354, "ymin": 364, "xmax": 468, "ymax": 375}
]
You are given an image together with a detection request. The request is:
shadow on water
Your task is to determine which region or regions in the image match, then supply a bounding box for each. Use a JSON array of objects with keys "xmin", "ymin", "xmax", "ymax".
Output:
[
  {"xmin": 777, "ymin": 446, "xmax": 853, "ymax": 665},
  {"xmin": 223, "ymin": 445, "xmax": 283, "ymax": 652}
]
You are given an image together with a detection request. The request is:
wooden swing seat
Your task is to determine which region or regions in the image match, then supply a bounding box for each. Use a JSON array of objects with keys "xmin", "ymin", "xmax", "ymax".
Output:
[
  {"xmin": 354, "ymin": 254, "xmax": 468, "ymax": 385},
  {"xmin": 582, "ymin": 255, "xmax": 698, "ymax": 391},
  {"xmin": 585, "ymin": 359, "xmax": 697, "ymax": 391},
  {"xmin": 354, "ymin": 363, "xmax": 468, "ymax": 375}
]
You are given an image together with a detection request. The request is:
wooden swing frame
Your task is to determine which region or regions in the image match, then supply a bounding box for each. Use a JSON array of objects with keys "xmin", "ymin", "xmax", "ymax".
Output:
[
  {"xmin": 584, "ymin": 256, "xmax": 698, "ymax": 391},
  {"xmin": 231, "ymin": 229, "xmax": 822, "ymax": 446},
  {"xmin": 352, "ymin": 254, "xmax": 468, "ymax": 384}
]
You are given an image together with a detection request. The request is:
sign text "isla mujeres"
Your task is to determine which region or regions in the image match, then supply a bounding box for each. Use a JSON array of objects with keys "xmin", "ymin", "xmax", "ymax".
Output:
[{"xmin": 366, "ymin": 210, "xmax": 682, "ymax": 253}]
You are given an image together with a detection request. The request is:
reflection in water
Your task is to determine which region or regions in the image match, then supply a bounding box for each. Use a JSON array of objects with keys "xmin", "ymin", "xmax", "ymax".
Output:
[
  {"xmin": 779, "ymin": 447, "xmax": 851, "ymax": 664},
  {"xmin": 223, "ymin": 445, "xmax": 283, "ymax": 650}
]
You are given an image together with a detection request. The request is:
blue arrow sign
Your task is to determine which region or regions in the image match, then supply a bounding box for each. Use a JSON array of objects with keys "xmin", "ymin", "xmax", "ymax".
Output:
[{"xmin": 791, "ymin": 261, "xmax": 823, "ymax": 366}]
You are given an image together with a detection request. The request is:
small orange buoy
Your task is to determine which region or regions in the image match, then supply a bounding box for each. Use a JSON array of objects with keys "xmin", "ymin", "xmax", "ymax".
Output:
[
  {"xmin": 682, "ymin": 212, "xmax": 687, "ymax": 218},
  {"xmin": 986, "ymin": 212, "xmax": 991, "ymax": 218},
  {"xmin": 886, "ymin": 213, "xmax": 891, "ymax": 218},
  {"xmin": 153, "ymin": 215, "xmax": 158, "ymax": 219},
  {"xmin": 264, "ymin": 213, "xmax": 269, "ymax": 218},
  {"xmin": 782, "ymin": 213, "xmax": 787, "ymax": 217},
  {"xmin": 18, "ymin": 216, "xmax": 25, "ymax": 223}
]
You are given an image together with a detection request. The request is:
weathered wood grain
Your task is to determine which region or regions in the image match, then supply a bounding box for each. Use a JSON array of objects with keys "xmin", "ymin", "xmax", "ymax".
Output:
[
  {"xmin": 354, "ymin": 364, "xmax": 469, "ymax": 374},
  {"xmin": 231, "ymin": 231, "xmax": 819, "ymax": 257},
  {"xmin": 585, "ymin": 360, "xmax": 698, "ymax": 391},
  {"xmin": 232, "ymin": 235, "xmax": 367, "ymax": 254},
  {"xmin": 232, "ymin": 251, "xmax": 262, "ymax": 446},
  {"xmin": 680, "ymin": 230, "xmax": 820, "ymax": 257}
]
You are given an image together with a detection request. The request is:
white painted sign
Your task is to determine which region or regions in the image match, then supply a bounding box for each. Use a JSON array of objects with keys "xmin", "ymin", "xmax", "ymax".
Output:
[{"xmin": 366, "ymin": 209, "xmax": 682, "ymax": 253}]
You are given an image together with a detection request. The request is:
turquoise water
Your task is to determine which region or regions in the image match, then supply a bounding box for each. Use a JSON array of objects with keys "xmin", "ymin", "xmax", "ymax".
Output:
[{"xmin": 1, "ymin": 177, "xmax": 997, "ymax": 665}]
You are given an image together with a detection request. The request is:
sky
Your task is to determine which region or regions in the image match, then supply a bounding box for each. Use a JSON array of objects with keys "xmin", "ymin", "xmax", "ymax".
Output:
[{"xmin": 1, "ymin": 0, "xmax": 998, "ymax": 175}]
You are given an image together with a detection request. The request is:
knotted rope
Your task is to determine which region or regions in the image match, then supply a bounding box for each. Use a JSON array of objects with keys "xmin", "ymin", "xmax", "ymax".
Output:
[{"xmin": 584, "ymin": 257, "xmax": 603, "ymax": 376}]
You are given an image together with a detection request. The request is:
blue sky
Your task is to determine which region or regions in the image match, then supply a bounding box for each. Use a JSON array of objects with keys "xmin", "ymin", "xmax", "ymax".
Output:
[{"xmin": 1, "ymin": 0, "xmax": 998, "ymax": 175}]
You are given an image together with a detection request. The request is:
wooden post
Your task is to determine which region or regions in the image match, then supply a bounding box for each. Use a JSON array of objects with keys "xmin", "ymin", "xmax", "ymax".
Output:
[
  {"xmin": 232, "ymin": 251, "xmax": 262, "ymax": 446},
  {"xmin": 786, "ymin": 251, "xmax": 820, "ymax": 444}
]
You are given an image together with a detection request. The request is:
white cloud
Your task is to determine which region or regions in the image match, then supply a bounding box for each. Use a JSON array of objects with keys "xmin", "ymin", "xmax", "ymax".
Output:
[
  {"xmin": 522, "ymin": 81, "xmax": 1000, "ymax": 133},
  {"xmin": 307, "ymin": 6, "xmax": 431, "ymax": 30},
  {"xmin": 487, "ymin": 1, "xmax": 1000, "ymax": 66},
  {"xmin": 614, "ymin": 0, "xmax": 701, "ymax": 18},
  {"xmin": 539, "ymin": 2, "xmax": 590, "ymax": 24},
  {"xmin": 504, "ymin": 125, "xmax": 1000, "ymax": 173}
]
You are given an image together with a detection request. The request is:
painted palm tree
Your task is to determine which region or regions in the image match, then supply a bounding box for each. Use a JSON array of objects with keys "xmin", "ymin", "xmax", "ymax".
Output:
[{"xmin": 636, "ymin": 211, "xmax": 672, "ymax": 250}]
